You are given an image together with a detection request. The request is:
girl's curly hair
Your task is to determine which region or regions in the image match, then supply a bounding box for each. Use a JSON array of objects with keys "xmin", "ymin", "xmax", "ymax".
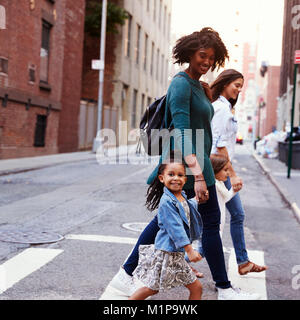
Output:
[{"xmin": 172, "ymin": 27, "xmax": 229, "ymax": 71}]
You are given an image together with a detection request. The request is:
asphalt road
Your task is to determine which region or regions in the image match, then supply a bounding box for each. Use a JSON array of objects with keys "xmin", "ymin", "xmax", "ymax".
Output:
[{"xmin": 0, "ymin": 145, "xmax": 299, "ymax": 300}]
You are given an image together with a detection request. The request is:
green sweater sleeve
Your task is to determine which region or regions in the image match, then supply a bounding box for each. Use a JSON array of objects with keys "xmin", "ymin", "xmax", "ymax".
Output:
[{"xmin": 167, "ymin": 77, "xmax": 195, "ymax": 156}]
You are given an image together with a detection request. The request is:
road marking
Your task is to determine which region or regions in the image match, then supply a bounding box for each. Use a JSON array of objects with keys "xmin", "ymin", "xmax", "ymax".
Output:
[
  {"xmin": 66, "ymin": 234, "xmax": 268, "ymax": 300},
  {"xmin": 0, "ymin": 248, "xmax": 63, "ymax": 294},
  {"xmin": 228, "ymin": 248, "xmax": 267, "ymax": 300},
  {"xmin": 65, "ymin": 234, "xmax": 138, "ymax": 245}
]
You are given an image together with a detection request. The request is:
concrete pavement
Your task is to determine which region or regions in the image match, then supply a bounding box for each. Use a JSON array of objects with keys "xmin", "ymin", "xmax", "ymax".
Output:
[{"xmin": 252, "ymin": 147, "xmax": 300, "ymax": 225}]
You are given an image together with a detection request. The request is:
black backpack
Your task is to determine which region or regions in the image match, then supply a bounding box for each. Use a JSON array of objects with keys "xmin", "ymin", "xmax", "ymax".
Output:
[{"xmin": 138, "ymin": 95, "xmax": 173, "ymax": 156}]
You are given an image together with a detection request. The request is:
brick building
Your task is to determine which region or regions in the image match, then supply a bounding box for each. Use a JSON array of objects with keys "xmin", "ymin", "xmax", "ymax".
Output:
[
  {"xmin": 277, "ymin": 0, "xmax": 300, "ymax": 131},
  {"xmin": 0, "ymin": 0, "xmax": 85, "ymax": 159}
]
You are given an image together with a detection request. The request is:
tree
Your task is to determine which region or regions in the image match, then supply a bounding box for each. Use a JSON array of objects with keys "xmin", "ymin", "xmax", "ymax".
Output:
[{"xmin": 85, "ymin": 0, "xmax": 128, "ymax": 37}]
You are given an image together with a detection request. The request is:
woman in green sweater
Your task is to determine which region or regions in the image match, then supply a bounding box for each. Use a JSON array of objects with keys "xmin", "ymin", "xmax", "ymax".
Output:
[{"xmin": 111, "ymin": 28, "xmax": 261, "ymax": 300}]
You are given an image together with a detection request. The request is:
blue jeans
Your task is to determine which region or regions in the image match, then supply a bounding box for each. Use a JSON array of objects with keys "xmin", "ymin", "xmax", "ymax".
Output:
[
  {"xmin": 123, "ymin": 185, "xmax": 231, "ymax": 289},
  {"xmin": 224, "ymin": 176, "xmax": 249, "ymax": 265}
]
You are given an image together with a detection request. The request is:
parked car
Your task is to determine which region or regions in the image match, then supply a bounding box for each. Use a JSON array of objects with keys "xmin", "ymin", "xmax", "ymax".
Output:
[{"xmin": 236, "ymin": 134, "xmax": 243, "ymax": 145}]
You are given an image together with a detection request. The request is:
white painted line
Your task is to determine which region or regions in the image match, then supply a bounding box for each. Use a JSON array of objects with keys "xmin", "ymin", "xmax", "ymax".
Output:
[
  {"xmin": 291, "ymin": 203, "xmax": 300, "ymax": 223},
  {"xmin": 0, "ymin": 248, "xmax": 63, "ymax": 294},
  {"xmin": 65, "ymin": 234, "xmax": 138, "ymax": 245},
  {"xmin": 228, "ymin": 248, "xmax": 267, "ymax": 300}
]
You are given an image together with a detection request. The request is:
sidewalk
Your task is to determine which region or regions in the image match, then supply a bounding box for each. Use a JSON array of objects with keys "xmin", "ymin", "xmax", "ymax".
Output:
[
  {"xmin": 252, "ymin": 148, "xmax": 300, "ymax": 224},
  {"xmin": 0, "ymin": 144, "xmax": 138, "ymax": 176}
]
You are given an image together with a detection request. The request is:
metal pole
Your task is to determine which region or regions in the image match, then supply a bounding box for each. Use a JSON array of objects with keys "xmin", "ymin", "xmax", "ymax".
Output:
[
  {"xmin": 93, "ymin": 0, "xmax": 107, "ymax": 152},
  {"xmin": 287, "ymin": 64, "xmax": 298, "ymax": 178}
]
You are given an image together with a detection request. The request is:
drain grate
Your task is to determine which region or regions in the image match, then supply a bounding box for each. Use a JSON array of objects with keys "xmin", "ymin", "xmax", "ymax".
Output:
[
  {"xmin": 122, "ymin": 222, "xmax": 148, "ymax": 233},
  {"xmin": 0, "ymin": 229, "xmax": 64, "ymax": 244}
]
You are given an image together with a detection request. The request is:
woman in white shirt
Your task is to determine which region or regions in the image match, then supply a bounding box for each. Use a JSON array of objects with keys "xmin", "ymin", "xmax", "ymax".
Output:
[{"xmin": 210, "ymin": 69, "xmax": 268, "ymax": 276}]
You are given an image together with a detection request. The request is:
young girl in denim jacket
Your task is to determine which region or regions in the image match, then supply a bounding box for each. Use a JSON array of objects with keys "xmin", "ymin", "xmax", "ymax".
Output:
[{"xmin": 129, "ymin": 151, "xmax": 203, "ymax": 300}]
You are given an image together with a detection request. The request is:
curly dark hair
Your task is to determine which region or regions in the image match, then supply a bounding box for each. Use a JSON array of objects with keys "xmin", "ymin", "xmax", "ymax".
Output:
[
  {"xmin": 145, "ymin": 150, "xmax": 185, "ymax": 212},
  {"xmin": 172, "ymin": 27, "xmax": 229, "ymax": 71}
]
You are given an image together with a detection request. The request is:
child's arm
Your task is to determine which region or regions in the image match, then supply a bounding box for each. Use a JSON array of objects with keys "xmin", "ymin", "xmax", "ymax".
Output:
[
  {"xmin": 216, "ymin": 181, "xmax": 237, "ymax": 203},
  {"xmin": 184, "ymin": 244, "xmax": 202, "ymax": 263},
  {"xmin": 225, "ymin": 187, "xmax": 237, "ymax": 203}
]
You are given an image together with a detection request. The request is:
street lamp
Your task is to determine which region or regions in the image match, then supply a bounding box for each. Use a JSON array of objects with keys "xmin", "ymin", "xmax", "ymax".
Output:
[{"xmin": 93, "ymin": 0, "xmax": 107, "ymax": 153}]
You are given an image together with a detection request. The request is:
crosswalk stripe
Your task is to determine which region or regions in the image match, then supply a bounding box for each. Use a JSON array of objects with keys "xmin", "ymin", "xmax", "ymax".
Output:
[
  {"xmin": 65, "ymin": 234, "xmax": 268, "ymax": 300},
  {"xmin": 0, "ymin": 248, "xmax": 63, "ymax": 295},
  {"xmin": 65, "ymin": 234, "xmax": 138, "ymax": 245},
  {"xmin": 228, "ymin": 248, "xmax": 267, "ymax": 300}
]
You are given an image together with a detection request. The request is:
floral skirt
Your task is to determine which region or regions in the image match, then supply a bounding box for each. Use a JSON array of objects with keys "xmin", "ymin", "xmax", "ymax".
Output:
[{"xmin": 133, "ymin": 244, "xmax": 197, "ymax": 292}]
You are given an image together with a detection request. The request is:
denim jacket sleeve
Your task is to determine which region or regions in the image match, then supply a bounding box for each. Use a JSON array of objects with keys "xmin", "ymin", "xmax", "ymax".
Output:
[{"xmin": 158, "ymin": 199, "xmax": 191, "ymax": 250}]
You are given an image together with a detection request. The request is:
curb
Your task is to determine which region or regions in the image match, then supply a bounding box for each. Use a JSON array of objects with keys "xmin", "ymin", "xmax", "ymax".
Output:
[
  {"xmin": 252, "ymin": 152, "xmax": 300, "ymax": 225},
  {"xmin": 0, "ymin": 145, "xmax": 139, "ymax": 177}
]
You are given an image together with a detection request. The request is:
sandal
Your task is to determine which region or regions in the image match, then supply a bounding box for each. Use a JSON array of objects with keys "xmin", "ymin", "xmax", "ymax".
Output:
[
  {"xmin": 238, "ymin": 261, "xmax": 268, "ymax": 275},
  {"xmin": 190, "ymin": 266, "xmax": 204, "ymax": 278}
]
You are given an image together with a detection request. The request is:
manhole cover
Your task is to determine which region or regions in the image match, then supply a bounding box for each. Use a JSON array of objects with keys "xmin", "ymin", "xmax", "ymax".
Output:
[
  {"xmin": 122, "ymin": 223, "xmax": 148, "ymax": 233},
  {"xmin": 0, "ymin": 229, "xmax": 64, "ymax": 244}
]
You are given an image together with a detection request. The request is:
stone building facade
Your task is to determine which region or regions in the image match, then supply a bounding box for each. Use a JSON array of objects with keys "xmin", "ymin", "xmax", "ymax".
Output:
[{"xmin": 80, "ymin": 0, "xmax": 172, "ymax": 148}]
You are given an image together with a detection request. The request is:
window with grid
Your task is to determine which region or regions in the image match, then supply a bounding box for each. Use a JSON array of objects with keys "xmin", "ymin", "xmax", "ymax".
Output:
[
  {"xmin": 40, "ymin": 20, "xmax": 51, "ymax": 83},
  {"xmin": 0, "ymin": 57, "xmax": 8, "ymax": 74},
  {"xmin": 141, "ymin": 93, "xmax": 145, "ymax": 118},
  {"xmin": 144, "ymin": 33, "xmax": 148, "ymax": 71},
  {"xmin": 135, "ymin": 24, "xmax": 141, "ymax": 65},
  {"xmin": 156, "ymin": 49, "xmax": 160, "ymax": 80},
  {"xmin": 34, "ymin": 115, "xmax": 47, "ymax": 147},
  {"xmin": 150, "ymin": 42, "xmax": 154, "ymax": 76},
  {"xmin": 124, "ymin": 15, "xmax": 132, "ymax": 57},
  {"xmin": 131, "ymin": 90, "xmax": 138, "ymax": 128}
]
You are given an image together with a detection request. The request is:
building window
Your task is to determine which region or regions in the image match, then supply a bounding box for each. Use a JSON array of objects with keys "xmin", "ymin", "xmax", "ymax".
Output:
[
  {"xmin": 156, "ymin": 49, "xmax": 160, "ymax": 80},
  {"xmin": 161, "ymin": 54, "xmax": 164, "ymax": 83},
  {"xmin": 0, "ymin": 57, "xmax": 8, "ymax": 74},
  {"xmin": 249, "ymin": 62, "xmax": 255, "ymax": 73},
  {"xmin": 29, "ymin": 65, "xmax": 36, "ymax": 83},
  {"xmin": 124, "ymin": 14, "xmax": 132, "ymax": 57},
  {"xmin": 167, "ymin": 13, "xmax": 171, "ymax": 40},
  {"xmin": 141, "ymin": 93, "xmax": 145, "ymax": 118},
  {"xmin": 165, "ymin": 58, "xmax": 169, "ymax": 85},
  {"xmin": 159, "ymin": 0, "xmax": 162, "ymax": 29},
  {"xmin": 34, "ymin": 115, "xmax": 47, "ymax": 147},
  {"xmin": 144, "ymin": 33, "xmax": 148, "ymax": 71},
  {"xmin": 163, "ymin": 6, "xmax": 167, "ymax": 34},
  {"xmin": 147, "ymin": 97, "xmax": 152, "ymax": 107},
  {"xmin": 131, "ymin": 90, "xmax": 138, "ymax": 128},
  {"xmin": 150, "ymin": 42, "xmax": 154, "ymax": 76},
  {"xmin": 40, "ymin": 20, "xmax": 51, "ymax": 84},
  {"xmin": 135, "ymin": 24, "xmax": 141, "ymax": 65}
]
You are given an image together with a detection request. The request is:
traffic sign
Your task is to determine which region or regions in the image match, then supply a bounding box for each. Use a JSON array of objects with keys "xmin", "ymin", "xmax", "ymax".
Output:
[
  {"xmin": 295, "ymin": 50, "xmax": 300, "ymax": 64},
  {"xmin": 92, "ymin": 59, "xmax": 104, "ymax": 70}
]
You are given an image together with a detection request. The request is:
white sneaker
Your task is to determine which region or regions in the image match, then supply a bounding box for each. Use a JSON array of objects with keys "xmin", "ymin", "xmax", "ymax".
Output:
[
  {"xmin": 218, "ymin": 286, "xmax": 262, "ymax": 300},
  {"xmin": 109, "ymin": 267, "xmax": 139, "ymax": 296}
]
